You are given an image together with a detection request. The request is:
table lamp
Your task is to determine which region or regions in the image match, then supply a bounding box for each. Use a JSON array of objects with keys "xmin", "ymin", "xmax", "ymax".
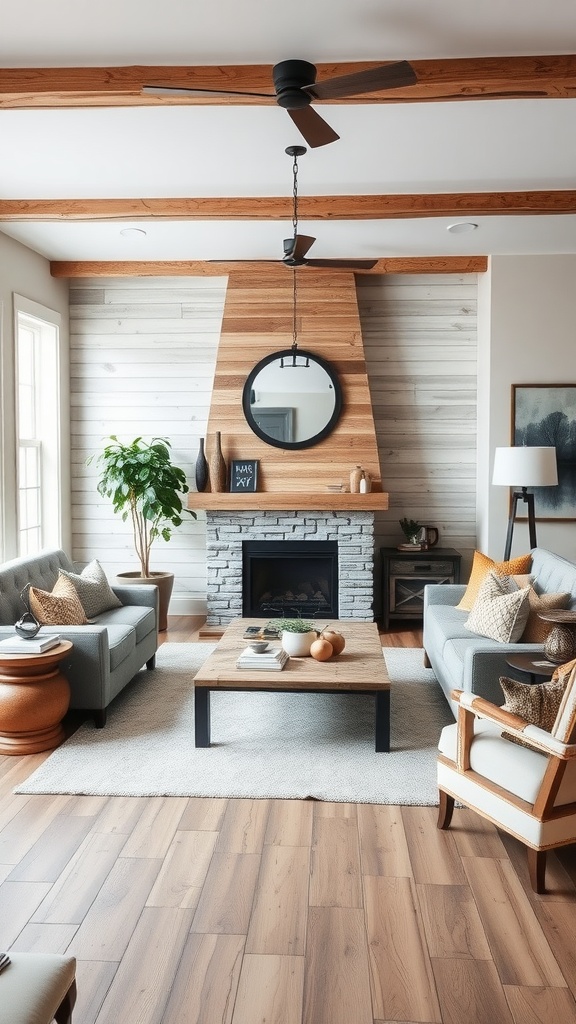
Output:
[{"xmin": 492, "ymin": 446, "xmax": 558, "ymax": 559}]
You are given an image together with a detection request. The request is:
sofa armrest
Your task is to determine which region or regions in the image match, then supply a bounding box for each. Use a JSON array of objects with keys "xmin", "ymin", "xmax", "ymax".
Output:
[
  {"xmin": 423, "ymin": 584, "xmax": 466, "ymax": 608},
  {"xmin": 464, "ymin": 643, "xmax": 546, "ymax": 702},
  {"xmin": 112, "ymin": 584, "xmax": 159, "ymax": 612}
]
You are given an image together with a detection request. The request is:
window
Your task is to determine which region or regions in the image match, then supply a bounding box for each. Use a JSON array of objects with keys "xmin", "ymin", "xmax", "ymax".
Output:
[{"xmin": 14, "ymin": 298, "xmax": 64, "ymax": 556}]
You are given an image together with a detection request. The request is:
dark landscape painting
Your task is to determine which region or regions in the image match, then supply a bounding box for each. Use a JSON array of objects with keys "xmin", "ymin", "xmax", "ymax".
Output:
[{"xmin": 513, "ymin": 384, "xmax": 576, "ymax": 519}]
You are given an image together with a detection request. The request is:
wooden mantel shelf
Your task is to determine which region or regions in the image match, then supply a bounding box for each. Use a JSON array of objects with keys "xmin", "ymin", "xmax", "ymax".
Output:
[{"xmin": 188, "ymin": 492, "xmax": 389, "ymax": 512}]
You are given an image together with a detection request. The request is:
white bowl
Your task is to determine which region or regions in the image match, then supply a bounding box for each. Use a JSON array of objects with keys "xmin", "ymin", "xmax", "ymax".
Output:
[{"xmin": 248, "ymin": 641, "xmax": 270, "ymax": 654}]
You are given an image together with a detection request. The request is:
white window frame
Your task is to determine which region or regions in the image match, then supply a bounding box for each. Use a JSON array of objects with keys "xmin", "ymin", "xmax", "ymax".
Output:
[{"xmin": 11, "ymin": 295, "xmax": 69, "ymax": 557}]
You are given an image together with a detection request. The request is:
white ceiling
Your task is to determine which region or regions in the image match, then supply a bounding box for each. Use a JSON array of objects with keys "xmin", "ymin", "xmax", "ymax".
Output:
[{"xmin": 2, "ymin": 0, "xmax": 576, "ymax": 263}]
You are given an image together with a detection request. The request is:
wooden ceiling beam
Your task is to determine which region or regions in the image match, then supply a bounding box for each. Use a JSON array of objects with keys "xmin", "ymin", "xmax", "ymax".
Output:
[
  {"xmin": 50, "ymin": 257, "xmax": 488, "ymax": 277},
  {"xmin": 1, "ymin": 55, "xmax": 576, "ymax": 108},
  {"xmin": 3, "ymin": 192, "xmax": 576, "ymax": 222}
]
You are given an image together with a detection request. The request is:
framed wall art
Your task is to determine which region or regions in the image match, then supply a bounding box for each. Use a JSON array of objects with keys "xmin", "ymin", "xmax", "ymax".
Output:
[
  {"xmin": 512, "ymin": 384, "xmax": 576, "ymax": 520},
  {"xmin": 230, "ymin": 459, "xmax": 259, "ymax": 493}
]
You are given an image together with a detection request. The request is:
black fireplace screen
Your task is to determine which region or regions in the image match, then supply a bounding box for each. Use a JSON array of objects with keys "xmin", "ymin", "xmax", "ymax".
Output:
[{"xmin": 242, "ymin": 541, "xmax": 339, "ymax": 619}]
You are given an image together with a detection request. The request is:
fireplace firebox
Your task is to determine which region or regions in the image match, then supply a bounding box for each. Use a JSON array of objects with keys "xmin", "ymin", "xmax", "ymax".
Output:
[{"xmin": 242, "ymin": 541, "xmax": 338, "ymax": 619}]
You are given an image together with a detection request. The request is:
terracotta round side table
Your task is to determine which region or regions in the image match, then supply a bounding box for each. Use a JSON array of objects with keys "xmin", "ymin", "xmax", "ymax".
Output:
[
  {"xmin": 0, "ymin": 640, "xmax": 72, "ymax": 754},
  {"xmin": 538, "ymin": 610, "xmax": 576, "ymax": 664}
]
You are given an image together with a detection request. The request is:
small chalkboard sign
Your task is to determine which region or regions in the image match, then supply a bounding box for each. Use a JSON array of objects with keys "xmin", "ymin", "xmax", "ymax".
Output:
[{"xmin": 230, "ymin": 459, "xmax": 259, "ymax": 493}]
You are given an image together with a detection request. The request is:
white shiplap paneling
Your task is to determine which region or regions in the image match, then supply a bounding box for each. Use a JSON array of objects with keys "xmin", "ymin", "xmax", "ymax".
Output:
[
  {"xmin": 69, "ymin": 276, "xmax": 227, "ymax": 615},
  {"xmin": 358, "ymin": 274, "xmax": 478, "ymax": 599}
]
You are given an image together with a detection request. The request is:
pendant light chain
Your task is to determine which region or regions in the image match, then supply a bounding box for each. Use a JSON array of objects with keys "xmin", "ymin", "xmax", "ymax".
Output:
[
  {"xmin": 292, "ymin": 268, "xmax": 298, "ymax": 354},
  {"xmin": 291, "ymin": 153, "xmax": 300, "ymax": 355},
  {"xmin": 292, "ymin": 150, "xmax": 299, "ymax": 237}
]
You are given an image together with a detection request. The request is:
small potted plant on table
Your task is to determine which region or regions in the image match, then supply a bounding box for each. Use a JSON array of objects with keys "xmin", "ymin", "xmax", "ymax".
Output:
[
  {"xmin": 399, "ymin": 517, "xmax": 422, "ymax": 548},
  {"xmin": 271, "ymin": 617, "xmax": 318, "ymax": 657}
]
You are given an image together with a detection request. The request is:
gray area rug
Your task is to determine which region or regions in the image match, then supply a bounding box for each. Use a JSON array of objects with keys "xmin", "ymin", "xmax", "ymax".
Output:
[{"xmin": 15, "ymin": 643, "xmax": 453, "ymax": 804}]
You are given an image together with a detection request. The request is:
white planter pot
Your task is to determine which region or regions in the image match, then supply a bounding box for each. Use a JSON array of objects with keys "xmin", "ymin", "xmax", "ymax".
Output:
[{"xmin": 281, "ymin": 630, "xmax": 316, "ymax": 657}]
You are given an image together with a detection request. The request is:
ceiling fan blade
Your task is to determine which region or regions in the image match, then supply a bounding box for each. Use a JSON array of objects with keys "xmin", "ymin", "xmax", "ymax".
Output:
[
  {"xmin": 305, "ymin": 259, "xmax": 379, "ymax": 270},
  {"xmin": 142, "ymin": 85, "xmax": 273, "ymax": 99},
  {"xmin": 287, "ymin": 107, "xmax": 340, "ymax": 148},
  {"xmin": 290, "ymin": 234, "xmax": 316, "ymax": 260},
  {"xmin": 305, "ymin": 60, "xmax": 417, "ymax": 100}
]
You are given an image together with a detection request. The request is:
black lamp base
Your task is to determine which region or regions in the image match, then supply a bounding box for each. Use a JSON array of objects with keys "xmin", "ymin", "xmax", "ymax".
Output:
[{"xmin": 503, "ymin": 487, "xmax": 537, "ymax": 561}]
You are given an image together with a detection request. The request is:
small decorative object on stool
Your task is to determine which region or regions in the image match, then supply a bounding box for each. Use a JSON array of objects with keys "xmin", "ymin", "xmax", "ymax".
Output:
[
  {"xmin": 539, "ymin": 609, "xmax": 576, "ymax": 663},
  {"xmin": 14, "ymin": 584, "xmax": 41, "ymax": 639}
]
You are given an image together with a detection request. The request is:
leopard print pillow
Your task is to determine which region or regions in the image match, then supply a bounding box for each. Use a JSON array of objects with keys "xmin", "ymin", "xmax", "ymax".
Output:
[
  {"xmin": 499, "ymin": 675, "xmax": 567, "ymax": 746},
  {"xmin": 29, "ymin": 574, "xmax": 89, "ymax": 625}
]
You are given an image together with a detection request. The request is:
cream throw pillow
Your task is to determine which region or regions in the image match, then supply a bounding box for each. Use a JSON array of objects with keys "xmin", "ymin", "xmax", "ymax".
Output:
[
  {"xmin": 58, "ymin": 559, "xmax": 122, "ymax": 617},
  {"xmin": 29, "ymin": 574, "xmax": 89, "ymax": 626},
  {"xmin": 465, "ymin": 571, "xmax": 531, "ymax": 643}
]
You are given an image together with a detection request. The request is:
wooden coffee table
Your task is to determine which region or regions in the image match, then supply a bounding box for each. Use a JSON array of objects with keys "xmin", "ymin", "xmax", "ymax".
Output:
[{"xmin": 193, "ymin": 618, "xmax": 391, "ymax": 752}]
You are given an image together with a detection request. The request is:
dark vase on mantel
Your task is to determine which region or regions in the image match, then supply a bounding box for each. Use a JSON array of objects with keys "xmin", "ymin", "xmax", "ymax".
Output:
[
  {"xmin": 209, "ymin": 431, "xmax": 227, "ymax": 492},
  {"xmin": 195, "ymin": 437, "xmax": 208, "ymax": 492}
]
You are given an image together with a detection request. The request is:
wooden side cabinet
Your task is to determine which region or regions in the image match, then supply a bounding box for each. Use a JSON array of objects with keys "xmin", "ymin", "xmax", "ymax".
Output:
[{"xmin": 380, "ymin": 546, "xmax": 462, "ymax": 630}]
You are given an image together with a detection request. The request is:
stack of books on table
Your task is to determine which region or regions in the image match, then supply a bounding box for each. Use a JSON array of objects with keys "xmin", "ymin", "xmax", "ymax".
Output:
[
  {"xmin": 0, "ymin": 634, "xmax": 61, "ymax": 654},
  {"xmin": 236, "ymin": 646, "xmax": 289, "ymax": 671}
]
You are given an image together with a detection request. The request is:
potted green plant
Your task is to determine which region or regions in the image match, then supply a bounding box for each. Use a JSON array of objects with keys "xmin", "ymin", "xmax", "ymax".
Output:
[
  {"xmin": 269, "ymin": 617, "xmax": 318, "ymax": 657},
  {"xmin": 91, "ymin": 435, "xmax": 196, "ymax": 631},
  {"xmin": 399, "ymin": 517, "xmax": 422, "ymax": 546}
]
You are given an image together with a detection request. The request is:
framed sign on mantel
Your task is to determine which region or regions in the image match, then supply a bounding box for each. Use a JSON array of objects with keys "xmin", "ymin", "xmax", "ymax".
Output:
[
  {"xmin": 512, "ymin": 383, "xmax": 576, "ymax": 520},
  {"xmin": 230, "ymin": 459, "xmax": 259, "ymax": 493}
]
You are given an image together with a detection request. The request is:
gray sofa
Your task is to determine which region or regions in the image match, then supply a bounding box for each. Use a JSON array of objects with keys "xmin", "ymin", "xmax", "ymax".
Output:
[
  {"xmin": 423, "ymin": 547, "xmax": 576, "ymax": 715},
  {"xmin": 0, "ymin": 549, "xmax": 158, "ymax": 726}
]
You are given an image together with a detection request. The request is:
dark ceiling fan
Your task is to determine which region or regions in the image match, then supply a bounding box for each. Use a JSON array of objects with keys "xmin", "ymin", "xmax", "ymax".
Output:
[
  {"xmin": 143, "ymin": 57, "xmax": 417, "ymax": 148},
  {"xmin": 213, "ymin": 144, "xmax": 378, "ymax": 271}
]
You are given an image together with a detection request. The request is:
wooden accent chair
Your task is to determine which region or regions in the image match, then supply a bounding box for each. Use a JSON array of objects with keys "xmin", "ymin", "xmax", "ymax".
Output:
[{"xmin": 437, "ymin": 659, "xmax": 576, "ymax": 893}]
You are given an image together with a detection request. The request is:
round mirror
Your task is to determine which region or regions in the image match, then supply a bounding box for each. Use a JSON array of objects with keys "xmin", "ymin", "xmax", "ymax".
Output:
[{"xmin": 242, "ymin": 349, "xmax": 343, "ymax": 450}]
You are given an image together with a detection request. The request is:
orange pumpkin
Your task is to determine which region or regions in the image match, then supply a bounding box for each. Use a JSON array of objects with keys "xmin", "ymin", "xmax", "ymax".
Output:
[
  {"xmin": 310, "ymin": 637, "xmax": 334, "ymax": 661},
  {"xmin": 320, "ymin": 629, "xmax": 345, "ymax": 655}
]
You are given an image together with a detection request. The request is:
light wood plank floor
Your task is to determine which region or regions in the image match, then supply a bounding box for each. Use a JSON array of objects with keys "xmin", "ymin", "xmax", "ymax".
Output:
[{"xmin": 1, "ymin": 616, "xmax": 576, "ymax": 1024}]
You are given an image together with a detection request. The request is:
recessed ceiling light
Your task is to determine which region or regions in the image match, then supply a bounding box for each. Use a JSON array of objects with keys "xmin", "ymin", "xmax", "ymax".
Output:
[
  {"xmin": 447, "ymin": 222, "xmax": 478, "ymax": 234},
  {"xmin": 120, "ymin": 227, "xmax": 147, "ymax": 238}
]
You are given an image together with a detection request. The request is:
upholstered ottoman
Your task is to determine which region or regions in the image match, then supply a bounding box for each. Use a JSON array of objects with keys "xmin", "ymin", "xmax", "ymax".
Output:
[{"xmin": 0, "ymin": 953, "xmax": 76, "ymax": 1024}]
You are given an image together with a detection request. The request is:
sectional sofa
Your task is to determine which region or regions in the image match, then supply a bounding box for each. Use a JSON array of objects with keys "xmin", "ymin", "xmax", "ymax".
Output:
[
  {"xmin": 0, "ymin": 549, "xmax": 158, "ymax": 726},
  {"xmin": 423, "ymin": 547, "xmax": 576, "ymax": 714}
]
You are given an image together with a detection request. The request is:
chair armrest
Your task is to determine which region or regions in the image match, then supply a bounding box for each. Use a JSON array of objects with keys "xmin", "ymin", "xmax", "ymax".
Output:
[{"xmin": 452, "ymin": 688, "xmax": 576, "ymax": 759}]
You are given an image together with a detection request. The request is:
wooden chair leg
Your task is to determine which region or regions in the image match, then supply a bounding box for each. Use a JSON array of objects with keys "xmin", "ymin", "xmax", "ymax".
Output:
[
  {"xmin": 437, "ymin": 790, "xmax": 455, "ymax": 830},
  {"xmin": 423, "ymin": 650, "xmax": 432, "ymax": 668},
  {"xmin": 527, "ymin": 848, "xmax": 547, "ymax": 894},
  {"xmin": 55, "ymin": 980, "xmax": 77, "ymax": 1024}
]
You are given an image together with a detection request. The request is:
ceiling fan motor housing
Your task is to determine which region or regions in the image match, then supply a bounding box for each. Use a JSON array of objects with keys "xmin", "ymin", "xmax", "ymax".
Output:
[{"xmin": 273, "ymin": 59, "xmax": 316, "ymax": 108}]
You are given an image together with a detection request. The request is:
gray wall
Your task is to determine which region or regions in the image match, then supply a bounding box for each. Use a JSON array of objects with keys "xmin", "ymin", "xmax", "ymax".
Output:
[{"xmin": 0, "ymin": 233, "xmax": 70, "ymax": 561}]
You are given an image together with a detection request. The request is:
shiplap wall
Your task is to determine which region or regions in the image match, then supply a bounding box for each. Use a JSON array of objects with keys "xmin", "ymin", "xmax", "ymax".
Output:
[
  {"xmin": 69, "ymin": 277, "xmax": 227, "ymax": 614},
  {"xmin": 357, "ymin": 274, "xmax": 478, "ymax": 574},
  {"xmin": 69, "ymin": 271, "xmax": 478, "ymax": 616}
]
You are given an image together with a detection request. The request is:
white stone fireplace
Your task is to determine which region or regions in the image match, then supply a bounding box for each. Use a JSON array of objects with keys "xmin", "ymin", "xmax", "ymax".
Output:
[{"xmin": 205, "ymin": 509, "xmax": 375, "ymax": 626}]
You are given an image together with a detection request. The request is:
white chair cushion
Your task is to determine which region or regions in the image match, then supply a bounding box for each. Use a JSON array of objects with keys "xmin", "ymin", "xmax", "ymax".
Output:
[
  {"xmin": 0, "ymin": 952, "xmax": 75, "ymax": 1024},
  {"xmin": 439, "ymin": 719, "xmax": 576, "ymax": 807}
]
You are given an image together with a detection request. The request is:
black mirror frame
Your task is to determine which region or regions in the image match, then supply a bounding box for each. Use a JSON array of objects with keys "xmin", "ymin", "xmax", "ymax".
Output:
[{"xmin": 242, "ymin": 348, "xmax": 343, "ymax": 450}]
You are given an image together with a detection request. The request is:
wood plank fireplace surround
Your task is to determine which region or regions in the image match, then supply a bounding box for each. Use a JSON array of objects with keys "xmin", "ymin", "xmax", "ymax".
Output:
[{"xmin": 188, "ymin": 269, "xmax": 389, "ymax": 626}]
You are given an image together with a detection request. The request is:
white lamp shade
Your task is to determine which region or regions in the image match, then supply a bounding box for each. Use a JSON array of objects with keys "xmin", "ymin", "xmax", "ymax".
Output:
[{"xmin": 492, "ymin": 446, "xmax": 558, "ymax": 487}]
